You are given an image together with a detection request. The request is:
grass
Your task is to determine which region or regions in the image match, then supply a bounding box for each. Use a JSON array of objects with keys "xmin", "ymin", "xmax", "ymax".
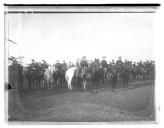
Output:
[{"xmin": 8, "ymin": 80, "xmax": 155, "ymax": 122}]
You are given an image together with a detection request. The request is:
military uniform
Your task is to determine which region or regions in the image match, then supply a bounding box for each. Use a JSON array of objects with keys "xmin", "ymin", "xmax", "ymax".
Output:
[
  {"xmin": 55, "ymin": 62, "xmax": 61, "ymax": 70},
  {"xmin": 80, "ymin": 60, "xmax": 88, "ymax": 68},
  {"xmin": 138, "ymin": 62, "xmax": 144, "ymax": 68},
  {"xmin": 62, "ymin": 62, "xmax": 67, "ymax": 71},
  {"xmin": 76, "ymin": 61, "xmax": 80, "ymax": 68},
  {"xmin": 101, "ymin": 60, "xmax": 108, "ymax": 68},
  {"xmin": 116, "ymin": 60, "xmax": 123, "ymax": 66},
  {"xmin": 123, "ymin": 61, "xmax": 129, "ymax": 69},
  {"xmin": 41, "ymin": 63, "xmax": 48, "ymax": 70}
]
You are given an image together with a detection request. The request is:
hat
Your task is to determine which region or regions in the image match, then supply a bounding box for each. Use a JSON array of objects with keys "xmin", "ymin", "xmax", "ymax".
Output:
[
  {"xmin": 102, "ymin": 56, "xmax": 106, "ymax": 59},
  {"xmin": 118, "ymin": 56, "xmax": 122, "ymax": 59}
]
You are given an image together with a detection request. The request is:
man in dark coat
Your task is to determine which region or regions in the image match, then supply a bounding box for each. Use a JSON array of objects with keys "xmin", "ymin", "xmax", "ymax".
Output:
[
  {"xmin": 101, "ymin": 56, "xmax": 108, "ymax": 68},
  {"xmin": 80, "ymin": 56, "xmax": 88, "ymax": 69},
  {"xmin": 41, "ymin": 60, "xmax": 48, "ymax": 70},
  {"xmin": 111, "ymin": 59, "xmax": 115, "ymax": 66},
  {"xmin": 80, "ymin": 56, "xmax": 89, "ymax": 82},
  {"xmin": 55, "ymin": 60, "xmax": 61, "ymax": 70},
  {"xmin": 100, "ymin": 56, "xmax": 108, "ymax": 83},
  {"xmin": 76, "ymin": 59, "xmax": 80, "ymax": 68},
  {"xmin": 62, "ymin": 60, "xmax": 67, "ymax": 72},
  {"xmin": 116, "ymin": 56, "xmax": 123, "ymax": 66}
]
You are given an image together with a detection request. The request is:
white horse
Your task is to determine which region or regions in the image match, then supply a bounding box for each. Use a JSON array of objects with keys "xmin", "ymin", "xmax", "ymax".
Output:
[
  {"xmin": 65, "ymin": 67, "xmax": 76, "ymax": 90},
  {"xmin": 44, "ymin": 66, "xmax": 55, "ymax": 90}
]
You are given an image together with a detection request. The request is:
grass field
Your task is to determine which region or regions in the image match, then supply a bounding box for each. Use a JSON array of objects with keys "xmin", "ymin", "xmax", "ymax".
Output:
[{"xmin": 8, "ymin": 80, "xmax": 155, "ymax": 123}]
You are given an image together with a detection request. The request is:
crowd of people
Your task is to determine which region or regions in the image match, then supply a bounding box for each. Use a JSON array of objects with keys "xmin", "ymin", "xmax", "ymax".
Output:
[{"xmin": 8, "ymin": 56, "xmax": 155, "ymax": 90}]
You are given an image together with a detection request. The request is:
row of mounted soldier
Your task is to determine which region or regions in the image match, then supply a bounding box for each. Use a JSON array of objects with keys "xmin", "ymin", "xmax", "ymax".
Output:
[{"xmin": 8, "ymin": 56, "xmax": 155, "ymax": 91}]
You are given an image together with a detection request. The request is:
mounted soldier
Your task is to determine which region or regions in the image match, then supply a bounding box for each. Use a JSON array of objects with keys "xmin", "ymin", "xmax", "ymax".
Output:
[
  {"xmin": 123, "ymin": 59, "xmax": 131, "ymax": 72},
  {"xmin": 62, "ymin": 60, "xmax": 67, "ymax": 72},
  {"xmin": 41, "ymin": 60, "xmax": 48, "ymax": 71},
  {"xmin": 68, "ymin": 61, "xmax": 74, "ymax": 69},
  {"xmin": 100, "ymin": 56, "xmax": 108, "ymax": 84},
  {"xmin": 55, "ymin": 60, "xmax": 61, "ymax": 70},
  {"xmin": 29, "ymin": 59, "xmax": 37, "ymax": 88},
  {"xmin": 89, "ymin": 60, "xmax": 94, "ymax": 69},
  {"xmin": 80, "ymin": 56, "xmax": 88, "ymax": 69},
  {"xmin": 111, "ymin": 59, "xmax": 115, "ymax": 66},
  {"xmin": 76, "ymin": 58, "xmax": 80, "ymax": 68},
  {"xmin": 80, "ymin": 56, "xmax": 89, "ymax": 82},
  {"xmin": 54, "ymin": 60, "xmax": 66, "ymax": 87},
  {"xmin": 110, "ymin": 64, "xmax": 118, "ymax": 91},
  {"xmin": 116, "ymin": 56, "xmax": 123, "ymax": 68},
  {"xmin": 101, "ymin": 56, "xmax": 108, "ymax": 68},
  {"xmin": 93, "ymin": 58, "xmax": 100, "ymax": 69}
]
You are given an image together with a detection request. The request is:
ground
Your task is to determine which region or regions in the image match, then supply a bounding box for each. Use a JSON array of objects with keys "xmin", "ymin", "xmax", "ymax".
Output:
[{"xmin": 7, "ymin": 80, "xmax": 155, "ymax": 123}]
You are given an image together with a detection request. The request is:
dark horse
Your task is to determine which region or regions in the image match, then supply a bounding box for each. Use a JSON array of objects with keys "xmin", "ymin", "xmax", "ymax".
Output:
[
  {"xmin": 26, "ymin": 68, "xmax": 44, "ymax": 89},
  {"xmin": 71, "ymin": 67, "xmax": 103, "ymax": 93},
  {"xmin": 107, "ymin": 67, "xmax": 118, "ymax": 92},
  {"xmin": 120, "ymin": 67, "xmax": 129, "ymax": 90},
  {"xmin": 91, "ymin": 67, "xmax": 104, "ymax": 88},
  {"xmin": 73, "ymin": 67, "xmax": 92, "ymax": 91},
  {"xmin": 73, "ymin": 67, "xmax": 83, "ymax": 89},
  {"xmin": 80, "ymin": 67, "xmax": 99, "ymax": 93}
]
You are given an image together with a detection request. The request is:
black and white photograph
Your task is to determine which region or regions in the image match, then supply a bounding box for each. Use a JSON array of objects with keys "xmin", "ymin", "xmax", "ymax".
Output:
[{"xmin": 4, "ymin": 4, "xmax": 160, "ymax": 123}]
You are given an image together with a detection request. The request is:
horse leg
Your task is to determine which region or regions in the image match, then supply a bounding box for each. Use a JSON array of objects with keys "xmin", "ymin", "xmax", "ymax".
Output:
[
  {"xmin": 123, "ymin": 79, "xmax": 125, "ymax": 90},
  {"xmin": 69, "ymin": 78, "xmax": 73, "ymax": 90},
  {"xmin": 114, "ymin": 78, "xmax": 117, "ymax": 92},
  {"xmin": 48, "ymin": 79, "xmax": 52, "ymax": 90},
  {"xmin": 112, "ymin": 80, "xmax": 115, "ymax": 92},
  {"xmin": 54, "ymin": 78, "xmax": 57, "ymax": 88},
  {"xmin": 44, "ymin": 79, "xmax": 48, "ymax": 88},
  {"xmin": 112, "ymin": 84, "xmax": 113, "ymax": 92},
  {"xmin": 83, "ymin": 81, "xmax": 87, "ymax": 90},
  {"xmin": 126, "ymin": 80, "xmax": 129, "ymax": 90},
  {"xmin": 124, "ymin": 78, "xmax": 127, "ymax": 90},
  {"xmin": 41, "ymin": 79, "xmax": 44, "ymax": 88},
  {"xmin": 112, "ymin": 79, "xmax": 114, "ymax": 92},
  {"xmin": 36, "ymin": 80, "xmax": 39, "ymax": 89},
  {"xmin": 89, "ymin": 82, "xmax": 92, "ymax": 93},
  {"xmin": 66, "ymin": 76, "xmax": 72, "ymax": 90},
  {"xmin": 62, "ymin": 76, "xmax": 65, "ymax": 87},
  {"xmin": 36, "ymin": 80, "xmax": 38, "ymax": 89},
  {"xmin": 63, "ymin": 76, "xmax": 66, "ymax": 87}
]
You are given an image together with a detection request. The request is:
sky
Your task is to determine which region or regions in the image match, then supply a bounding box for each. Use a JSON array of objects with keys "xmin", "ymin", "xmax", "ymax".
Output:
[{"xmin": 7, "ymin": 12, "xmax": 155, "ymax": 65}]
